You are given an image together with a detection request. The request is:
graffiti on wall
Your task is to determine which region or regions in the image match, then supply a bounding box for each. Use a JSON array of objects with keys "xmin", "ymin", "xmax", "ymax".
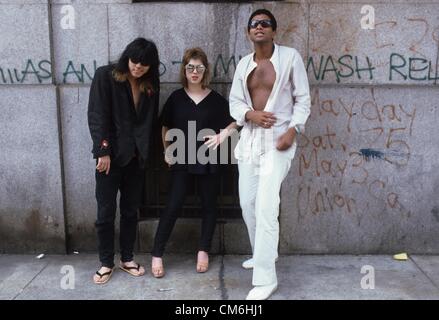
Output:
[
  {"xmin": 307, "ymin": 54, "xmax": 438, "ymax": 82},
  {"xmin": 0, "ymin": 54, "xmax": 244, "ymax": 84},
  {"xmin": 1, "ymin": 53, "xmax": 437, "ymax": 84},
  {"xmin": 0, "ymin": 59, "xmax": 95, "ymax": 84},
  {"xmin": 295, "ymin": 88, "xmax": 416, "ymax": 221},
  {"xmin": 308, "ymin": 14, "xmax": 439, "ymax": 83}
]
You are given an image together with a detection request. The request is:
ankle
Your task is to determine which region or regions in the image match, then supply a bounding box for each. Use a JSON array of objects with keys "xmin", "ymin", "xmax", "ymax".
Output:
[
  {"xmin": 100, "ymin": 266, "xmax": 112, "ymax": 271},
  {"xmin": 152, "ymin": 256, "xmax": 163, "ymax": 264},
  {"xmin": 197, "ymin": 250, "xmax": 208, "ymax": 257}
]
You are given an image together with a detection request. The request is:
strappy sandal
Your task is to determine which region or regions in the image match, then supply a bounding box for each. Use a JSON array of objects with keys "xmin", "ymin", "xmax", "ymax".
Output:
[
  {"xmin": 93, "ymin": 267, "xmax": 114, "ymax": 284},
  {"xmin": 119, "ymin": 262, "xmax": 145, "ymax": 277}
]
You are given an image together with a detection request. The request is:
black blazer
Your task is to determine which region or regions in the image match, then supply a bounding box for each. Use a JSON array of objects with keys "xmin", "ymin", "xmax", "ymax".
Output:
[{"xmin": 87, "ymin": 64, "xmax": 159, "ymax": 167}]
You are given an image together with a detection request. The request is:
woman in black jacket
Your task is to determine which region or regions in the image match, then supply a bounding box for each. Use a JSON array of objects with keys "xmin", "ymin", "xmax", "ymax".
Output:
[{"xmin": 88, "ymin": 38, "xmax": 159, "ymax": 284}]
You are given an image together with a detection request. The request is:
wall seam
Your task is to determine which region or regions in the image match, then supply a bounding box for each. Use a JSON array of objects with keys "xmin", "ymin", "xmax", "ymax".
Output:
[{"xmin": 48, "ymin": 0, "xmax": 69, "ymax": 254}]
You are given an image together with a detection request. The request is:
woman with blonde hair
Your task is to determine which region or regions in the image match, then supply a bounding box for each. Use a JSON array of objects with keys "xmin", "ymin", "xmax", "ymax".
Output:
[{"xmin": 151, "ymin": 47, "xmax": 237, "ymax": 277}]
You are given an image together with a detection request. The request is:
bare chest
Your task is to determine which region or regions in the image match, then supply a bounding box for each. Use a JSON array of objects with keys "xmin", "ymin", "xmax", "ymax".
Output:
[
  {"xmin": 247, "ymin": 60, "xmax": 276, "ymax": 92},
  {"xmin": 247, "ymin": 60, "xmax": 276, "ymax": 111},
  {"xmin": 129, "ymin": 82, "xmax": 141, "ymax": 109}
]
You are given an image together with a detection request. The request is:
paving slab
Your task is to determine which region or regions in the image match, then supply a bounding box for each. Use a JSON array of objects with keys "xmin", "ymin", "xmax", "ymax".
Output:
[
  {"xmin": 0, "ymin": 255, "xmax": 50, "ymax": 300},
  {"xmin": 410, "ymin": 255, "xmax": 439, "ymax": 290},
  {"xmin": 225, "ymin": 255, "xmax": 439, "ymax": 300},
  {"xmin": 10, "ymin": 254, "xmax": 221, "ymax": 300},
  {"xmin": 2, "ymin": 254, "xmax": 439, "ymax": 300}
]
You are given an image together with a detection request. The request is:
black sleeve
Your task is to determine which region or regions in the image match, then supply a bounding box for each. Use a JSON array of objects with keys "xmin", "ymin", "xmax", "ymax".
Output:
[
  {"xmin": 217, "ymin": 94, "xmax": 235, "ymax": 131},
  {"xmin": 87, "ymin": 66, "xmax": 112, "ymax": 159},
  {"xmin": 150, "ymin": 86, "xmax": 160, "ymax": 136},
  {"xmin": 160, "ymin": 94, "xmax": 173, "ymax": 128}
]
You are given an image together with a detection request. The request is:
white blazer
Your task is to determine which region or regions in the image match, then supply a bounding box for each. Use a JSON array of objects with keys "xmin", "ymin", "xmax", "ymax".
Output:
[{"xmin": 229, "ymin": 43, "xmax": 311, "ymax": 161}]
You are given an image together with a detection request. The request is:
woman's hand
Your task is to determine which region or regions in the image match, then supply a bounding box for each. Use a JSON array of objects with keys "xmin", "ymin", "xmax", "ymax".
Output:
[
  {"xmin": 96, "ymin": 155, "xmax": 111, "ymax": 175},
  {"xmin": 204, "ymin": 129, "xmax": 229, "ymax": 150}
]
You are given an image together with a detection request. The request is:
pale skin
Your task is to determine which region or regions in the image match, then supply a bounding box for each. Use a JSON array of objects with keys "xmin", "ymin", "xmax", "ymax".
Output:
[
  {"xmin": 152, "ymin": 58, "xmax": 238, "ymax": 276},
  {"xmin": 93, "ymin": 59, "xmax": 149, "ymax": 284},
  {"xmin": 244, "ymin": 13, "xmax": 297, "ymax": 151}
]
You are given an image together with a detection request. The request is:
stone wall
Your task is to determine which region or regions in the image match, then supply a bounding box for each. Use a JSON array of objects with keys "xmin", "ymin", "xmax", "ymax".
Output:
[{"xmin": 1, "ymin": 0, "xmax": 438, "ymax": 254}]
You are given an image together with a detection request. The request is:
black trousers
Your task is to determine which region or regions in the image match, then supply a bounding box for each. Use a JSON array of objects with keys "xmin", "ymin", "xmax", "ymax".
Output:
[
  {"xmin": 152, "ymin": 171, "xmax": 220, "ymax": 257},
  {"xmin": 95, "ymin": 157, "xmax": 144, "ymax": 268}
]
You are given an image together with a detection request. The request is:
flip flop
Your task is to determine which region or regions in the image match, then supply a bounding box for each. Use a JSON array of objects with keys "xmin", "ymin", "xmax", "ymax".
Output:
[
  {"xmin": 119, "ymin": 262, "xmax": 145, "ymax": 277},
  {"xmin": 93, "ymin": 268, "xmax": 113, "ymax": 284}
]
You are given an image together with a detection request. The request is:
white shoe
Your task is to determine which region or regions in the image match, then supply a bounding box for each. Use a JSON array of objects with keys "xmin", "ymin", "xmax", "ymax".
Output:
[
  {"xmin": 241, "ymin": 257, "xmax": 279, "ymax": 270},
  {"xmin": 242, "ymin": 258, "xmax": 254, "ymax": 269},
  {"xmin": 246, "ymin": 283, "xmax": 278, "ymax": 300}
]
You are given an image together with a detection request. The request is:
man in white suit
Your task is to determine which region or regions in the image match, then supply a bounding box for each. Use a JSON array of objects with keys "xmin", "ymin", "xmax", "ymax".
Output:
[{"xmin": 229, "ymin": 8, "xmax": 311, "ymax": 300}]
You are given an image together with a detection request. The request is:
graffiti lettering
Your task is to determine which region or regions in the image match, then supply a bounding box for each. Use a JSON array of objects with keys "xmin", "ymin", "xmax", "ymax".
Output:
[
  {"xmin": 0, "ymin": 59, "xmax": 51, "ymax": 84},
  {"xmin": 389, "ymin": 53, "xmax": 439, "ymax": 81},
  {"xmin": 295, "ymin": 88, "xmax": 416, "ymax": 218},
  {"xmin": 62, "ymin": 60, "xmax": 96, "ymax": 83},
  {"xmin": 307, "ymin": 55, "xmax": 375, "ymax": 82}
]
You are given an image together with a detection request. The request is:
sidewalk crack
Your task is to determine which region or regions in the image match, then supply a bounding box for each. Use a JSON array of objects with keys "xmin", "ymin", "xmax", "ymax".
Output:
[
  {"xmin": 12, "ymin": 262, "xmax": 49, "ymax": 300},
  {"xmin": 219, "ymin": 255, "xmax": 229, "ymax": 300},
  {"xmin": 410, "ymin": 257, "xmax": 439, "ymax": 293}
]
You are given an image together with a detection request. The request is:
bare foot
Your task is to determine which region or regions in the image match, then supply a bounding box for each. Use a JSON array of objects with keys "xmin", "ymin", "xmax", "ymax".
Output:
[
  {"xmin": 93, "ymin": 266, "xmax": 113, "ymax": 284},
  {"xmin": 196, "ymin": 251, "xmax": 209, "ymax": 273},
  {"xmin": 151, "ymin": 256, "xmax": 165, "ymax": 278}
]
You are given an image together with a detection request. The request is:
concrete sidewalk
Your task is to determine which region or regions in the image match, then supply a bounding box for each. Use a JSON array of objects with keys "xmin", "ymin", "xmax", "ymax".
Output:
[{"xmin": 1, "ymin": 254, "xmax": 439, "ymax": 300}]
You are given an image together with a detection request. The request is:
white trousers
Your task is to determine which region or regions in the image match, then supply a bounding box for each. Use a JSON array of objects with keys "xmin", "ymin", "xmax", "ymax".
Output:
[{"xmin": 238, "ymin": 148, "xmax": 294, "ymax": 286}]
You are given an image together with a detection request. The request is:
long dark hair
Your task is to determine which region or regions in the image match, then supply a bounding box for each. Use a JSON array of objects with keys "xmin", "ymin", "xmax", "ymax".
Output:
[{"xmin": 113, "ymin": 38, "xmax": 160, "ymax": 95}]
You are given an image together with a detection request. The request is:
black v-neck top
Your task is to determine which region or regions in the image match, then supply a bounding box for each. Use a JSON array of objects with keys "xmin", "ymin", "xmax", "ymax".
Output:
[{"xmin": 161, "ymin": 88, "xmax": 234, "ymax": 174}]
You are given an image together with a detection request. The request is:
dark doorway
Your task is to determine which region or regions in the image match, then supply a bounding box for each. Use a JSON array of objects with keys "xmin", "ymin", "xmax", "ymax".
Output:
[{"xmin": 140, "ymin": 133, "xmax": 241, "ymax": 219}]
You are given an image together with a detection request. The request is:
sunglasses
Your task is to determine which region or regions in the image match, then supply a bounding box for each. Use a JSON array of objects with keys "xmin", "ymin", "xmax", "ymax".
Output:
[
  {"xmin": 185, "ymin": 64, "xmax": 206, "ymax": 73},
  {"xmin": 130, "ymin": 58, "xmax": 149, "ymax": 67},
  {"xmin": 248, "ymin": 19, "xmax": 273, "ymax": 29}
]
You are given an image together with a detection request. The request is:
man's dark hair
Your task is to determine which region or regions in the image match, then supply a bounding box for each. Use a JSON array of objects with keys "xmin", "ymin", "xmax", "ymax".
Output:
[
  {"xmin": 113, "ymin": 37, "xmax": 160, "ymax": 94},
  {"xmin": 247, "ymin": 9, "xmax": 277, "ymax": 32}
]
